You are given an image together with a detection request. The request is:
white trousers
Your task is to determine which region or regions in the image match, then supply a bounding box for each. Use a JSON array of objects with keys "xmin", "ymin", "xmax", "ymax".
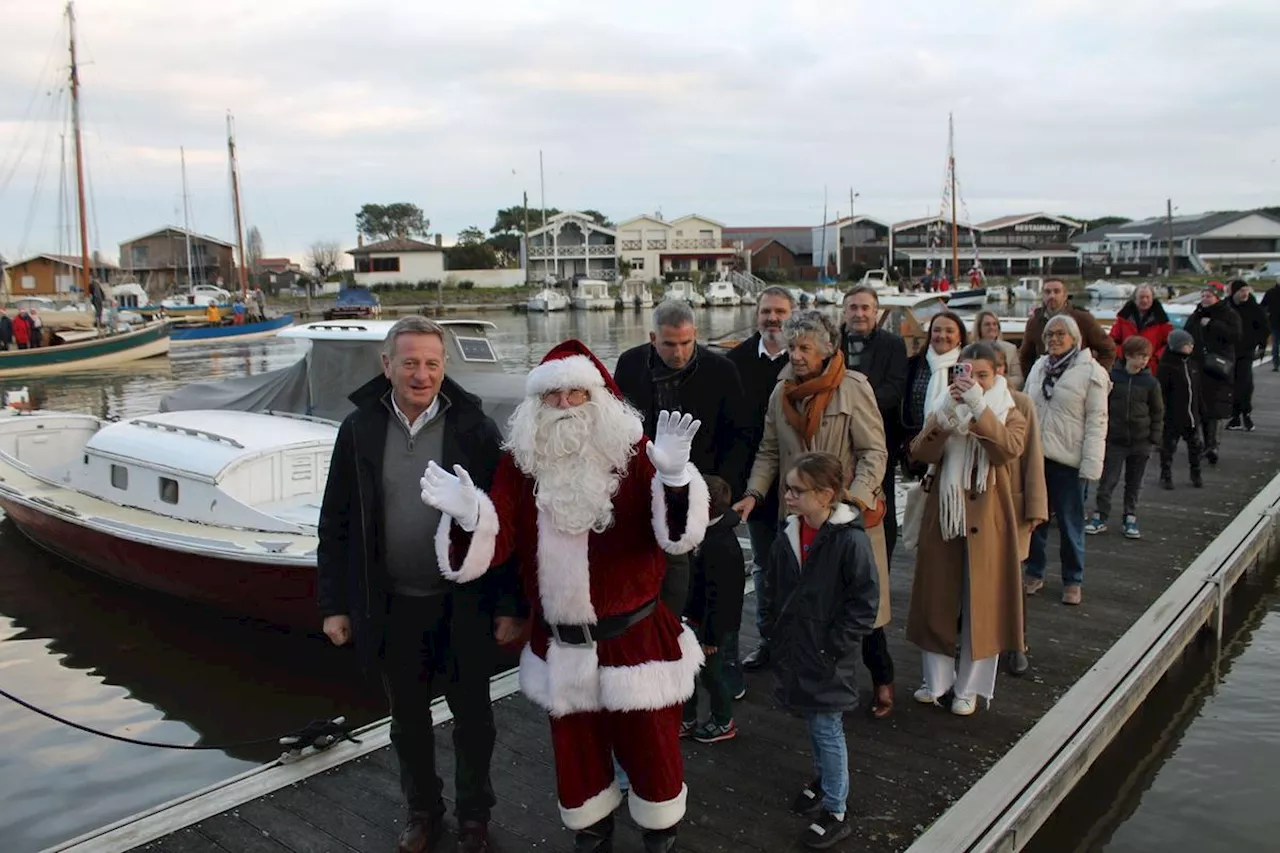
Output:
[{"xmin": 920, "ymin": 549, "xmax": 999, "ymax": 701}]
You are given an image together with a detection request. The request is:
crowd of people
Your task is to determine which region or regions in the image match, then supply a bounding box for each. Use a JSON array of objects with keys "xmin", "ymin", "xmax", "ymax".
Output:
[
  {"xmin": 0, "ymin": 307, "xmax": 45, "ymax": 350},
  {"xmin": 315, "ymin": 277, "xmax": 1273, "ymax": 852}
]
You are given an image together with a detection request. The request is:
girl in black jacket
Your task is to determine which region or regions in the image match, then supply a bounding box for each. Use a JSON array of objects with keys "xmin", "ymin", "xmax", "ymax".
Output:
[
  {"xmin": 758, "ymin": 452, "xmax": 879, "ymax": 850},
  {"xmin": 1157, "ymin": 329, "xmax": 1204, "ymax": 489}
]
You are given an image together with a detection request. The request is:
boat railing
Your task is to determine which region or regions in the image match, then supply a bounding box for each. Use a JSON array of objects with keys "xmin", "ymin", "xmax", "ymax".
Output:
[
  {"xmin": 129, "ymin": 418, "xmax": 245, "ymax": 449},
  {"xmin": 264, "ymin": 410, "xmax": 342, "ymax": 427}
]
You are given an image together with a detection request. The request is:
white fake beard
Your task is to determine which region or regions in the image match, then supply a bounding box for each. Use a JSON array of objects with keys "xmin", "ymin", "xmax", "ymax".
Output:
[{"xmin": 505, "ymin": 395, "xmax": 643, "ymax": 535}]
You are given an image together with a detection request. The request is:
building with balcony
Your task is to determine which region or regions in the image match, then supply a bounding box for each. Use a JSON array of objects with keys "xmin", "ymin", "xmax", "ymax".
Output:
[
  {"xmin": 811, "ymin": 216, "xmax": 892, "ymax": 276},
  {"xmin": 891, "ymin": 212, "xmax": 1082, "ymax": 278},
  {"xmin": 523, "ymin": 211, "xmax": 617, "ymax": 282},
  {"xmin": 119, "ymin": 226, "xmax": 236, "ymax": 291},
  {"xmin": 1073, "ymin": 210, "xmax": 1280, "ymax": 277},
  {"xmin": 616, "ymin": 214, "xmax": 738, "ymax": 282}
]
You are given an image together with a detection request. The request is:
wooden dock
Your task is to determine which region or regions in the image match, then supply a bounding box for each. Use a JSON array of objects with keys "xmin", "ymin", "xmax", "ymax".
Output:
[{"xmin": 51, "ymin": 367, "xmax": 1280, "ymax": 853}]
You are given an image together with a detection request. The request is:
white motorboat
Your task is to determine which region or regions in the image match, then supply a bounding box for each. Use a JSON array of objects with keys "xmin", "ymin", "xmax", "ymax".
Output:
[
  {"xmin": 1011, "ymin": 277, "xmax": 1043, "ymax": 300},
  {"xmin": 615, "ymin": 278, "xmax": 654, "ymax": 310},
  {"xmin": 704, "ymin": 280, "xmax": 740, "ymax": 307},
  {"xmin": 526, "ymin": 286, "xmax": 569, "ymax": 312},
  {"xmin": 1085, "ymin": 280, "xmax": 1136, "ymax": 299},
  {"xmin": 570, "ymin": 278, "xmax": 613, "ymax": 311},
  {"xmin": 813, "ymin": 286, "xmax": 841, "ymax": 305},
  {"xmin": 857, "ymin": 269, "xmax": 899, "ymax": 296},
  {"xmin": 663, "ymin": 280, "xmax": 706, "ymax": 307},
  {"xmin": 942, "ymin": 287, "xmax": 988, "ymax": 309},
  {"xmin": 985, "ymin": 284, "xmax": 1010, "ymax": 301},
  {"xmin": 161, "ymin": 283, "xmax": 231, "ymax": 310}
]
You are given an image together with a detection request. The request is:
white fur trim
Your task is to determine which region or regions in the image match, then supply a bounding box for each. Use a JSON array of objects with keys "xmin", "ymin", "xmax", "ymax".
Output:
[
  {"xmin": 536, "ymin": 511, "xmax": 598, "ymax": 624},
  {"xmin": 435, "ymin": 490, "xmax": 497, "ymax": 583},
  {"xmin": 526, "ymin": 354, "xmax": 607, "ymax": 398},
  {"xmin": 650, "ymin": 466, "xmax": 710, "ymax": 555},
  {"xmin": 560, "ymin": 781, "xmax": 623, "ymax": 830},
  {"xmin": 599, "ymin": 625, "xmax": 704, "ymax": 711},
  {"xmin": 783, "ymin": 504, "xmax": 856, "ymax": 562},
  {"xmin": 628, "ymin": 783, "xmax": 688, "ymax": 831},
  {"xmin": 519, "ymin": 625, "xmax": 704, "ymax": 716}
]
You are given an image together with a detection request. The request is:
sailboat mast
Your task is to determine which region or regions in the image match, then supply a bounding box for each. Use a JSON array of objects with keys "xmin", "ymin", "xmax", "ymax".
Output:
[
  {"xmin": 67, "ymin": 2, "xmax": 92, "ymax": 295},
  {"xmin": 226, "ymin": 112, "xmax": 248, "ymax": 297},
  {"xmin": 820, "ymin": 185, "xmax": 829, "ymax": 279},
  {"xmin": 949, "ymin": 114, "xmax": 959, "ymax": 281},
  {"xmin": 180, "ymin": 146, "xmax": 195, "ymax": 287}
]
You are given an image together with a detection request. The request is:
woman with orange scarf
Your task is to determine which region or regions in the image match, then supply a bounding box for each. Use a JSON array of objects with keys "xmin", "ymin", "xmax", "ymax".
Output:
[{"xmin": 734, "ymin": 310, "xmax": 894, "ymax": 716}]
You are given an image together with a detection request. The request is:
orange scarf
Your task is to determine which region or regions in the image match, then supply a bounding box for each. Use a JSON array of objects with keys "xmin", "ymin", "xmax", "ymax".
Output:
[{"xmin": 781, "ymin": 350, "xmax": 846, "ymax": 444}]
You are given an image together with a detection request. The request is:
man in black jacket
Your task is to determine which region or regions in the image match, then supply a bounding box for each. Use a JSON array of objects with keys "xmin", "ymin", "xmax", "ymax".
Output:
[
  {"xmin": 317, "ymin": 316, "xmax": 521, "ymax": 853},
  {"xmin": 1261, "ymin": 283, "xmax": 1280, "ymax": 372},
  {"xmin": 0, "ymin": 308, "xmax": 12, "ymax": 350},
  {"xmin": 841, "ymin": 285, "xmax": 908, "ymax": 561},
  {"xmin": 725, "ymin": 286, "xmax": 793, "ymax": 671},
  {"xmin": 1227, "ymin": 280, "xmax": 1269, "ymax": 431}
]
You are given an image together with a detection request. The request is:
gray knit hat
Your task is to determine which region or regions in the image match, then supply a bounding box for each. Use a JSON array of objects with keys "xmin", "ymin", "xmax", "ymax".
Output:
[{"xmin": 1168, "ymin": 329, "xmax": 1194, "ymax": 351}]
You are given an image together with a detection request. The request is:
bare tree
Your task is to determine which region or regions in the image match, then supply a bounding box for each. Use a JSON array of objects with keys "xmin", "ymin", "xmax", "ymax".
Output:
[
  {"xmin": 307, "ymin": 240, "xmax": 342, "ymax": 281},
  {"xmin": 247, "ymin": 226, "xmax": 265, "ymax": 276}
]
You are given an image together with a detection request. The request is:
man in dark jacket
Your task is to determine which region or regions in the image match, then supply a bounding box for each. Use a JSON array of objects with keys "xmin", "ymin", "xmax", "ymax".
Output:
[
  {"xmin": 840, "ymin": 285, "xmax": 908, "ymax": 561},
  {"xmin": 1019, "ymin": 279, "xmax": 1116, "ymax": 378},
  {"xmin": 1260, "ymin": 284, "xmax": 1280, "ymax": 372},
  {"xmin": 1227, "ymin": 280, "xmax": 1269, "ymax": 431},
  {"xmin": 1158, "ymin": 329, "xmax": 1204, "ymax": 489},
  {"xmin": 0, "ymin": 308, "xmax": 12, "ymax": 350},
  {"xmin": 317, "ymin": 316, "xmax": 521, "ymax": 853},
  {"xmin": 725, "ymin": 286, "xmax": 793, "ymax": 672},
  {"xmin": 1188, "ymin": 282, "xmax": 1241, "ymax": 463}
]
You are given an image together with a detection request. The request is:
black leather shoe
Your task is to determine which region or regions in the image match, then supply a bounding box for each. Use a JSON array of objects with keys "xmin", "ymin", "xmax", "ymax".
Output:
[
  {"xmin": 574, "ymin": 816, "xmax": 614, "ymax": 853},
  {"xmin": 742, "ymin": 645, "xmax": 771, "ymax": 671},
  {"xmin": 459, "ymin": 820, "xmax": 493, "ymax": 853},
  {"xmin": 642, "ymin": 827, "xmax": 678, "ymax": 852},
  {"xmin": 398, "ymin": 811, "xmax": 445, "ymax": 853}
]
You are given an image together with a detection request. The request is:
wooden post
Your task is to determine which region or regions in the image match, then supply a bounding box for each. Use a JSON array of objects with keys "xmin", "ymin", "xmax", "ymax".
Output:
[{"xmin": 1167, "ymin": 198, "xmax": 1175, "ymax": 278}]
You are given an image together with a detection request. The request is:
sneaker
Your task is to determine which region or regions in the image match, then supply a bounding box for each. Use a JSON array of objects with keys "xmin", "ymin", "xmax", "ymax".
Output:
[
  {"xmin": 1244, "ymin": 414, "xmax": 1255, "ymax": 432},
  {"xmin": 950, "ymin": 696, "xmax": 978, "ymax": 716},
  {"xmin": 1084, "ymin": 512, "xmax": 1107, "ymax": 535},
  {"xmin": 679, "ymin": 720, "xmax": 696, "ymax": 739},
  {"xmin": 913, "ymin": 685, "xmax": 941, "ymax": 705},
  {"xmin": 742, "ymin": 645, "xmax": 771, "ymax": 671},
  {"xmin": 1206, "ymin": 448, "xmax": 1219, "ymax": 466},
  {"xmin": 1191, "ymin": 469, "xmax": 1204, "ymax": 488},
  {"xmin": 1023, "ymin": 576, "xmax": 1045, "ymax": 596},
  {"xmin": 1160, "ymin": 470, "xmax": 1174, "ymax": 490},
  {"xmin": 790, "ymin": 778, "xmax": 825, "ymax": 816},
  {"xmin": 801, "ymin": 809, "xmax": 852, "ymax": 849},
  {"xmin": 1226, "ymin": 415, "xmax": 1243, "ymax": 431},
  {"xmin": 1062, "ymin": 585, "xmax": 1083, "ymax": 606},
  {"xmin": 1122, "ymin": 515, "xmax": 1141, "ymax": 539},
  {"xmin": 692, "ymin": 720, "xmax": 737, "ymax": 744}
]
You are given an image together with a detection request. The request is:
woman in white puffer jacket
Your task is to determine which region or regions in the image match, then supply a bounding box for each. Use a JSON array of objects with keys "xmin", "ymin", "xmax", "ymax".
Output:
[{"xmin": 1021, "ymin": 313, "xmax": 1110, "ymax": 606}]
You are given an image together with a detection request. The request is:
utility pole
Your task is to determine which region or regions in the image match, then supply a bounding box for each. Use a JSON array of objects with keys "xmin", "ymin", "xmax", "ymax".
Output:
[
  {"xmin": 1166, "ymin": 198, "xmax": 1175, "ymax": 278},
  {"xmin": 68, "ymin": 2, "xmax": 92, "ymax": 297},
  {"xmin": 523, "ymin": 189, "xmax": 531, "ymax": 284},
  {"xmin": 849, "ymin": 189, "xmax": 860, "ymax": 274}
]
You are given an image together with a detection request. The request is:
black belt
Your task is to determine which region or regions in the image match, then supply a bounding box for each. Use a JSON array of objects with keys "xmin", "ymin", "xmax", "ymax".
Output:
[{"xmin": 541, "ymin": 598, "xmax": 657, "ymax": 647}]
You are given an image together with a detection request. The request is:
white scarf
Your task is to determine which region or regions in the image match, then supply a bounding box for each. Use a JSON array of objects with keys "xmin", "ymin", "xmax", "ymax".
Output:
[
  {"xmin": 935, "ymin": 375, "xmax": 1015, "ymax": 541},
  {"xmin": 924, "ymin": 345, "xmax": 962, "ymax": 419}
]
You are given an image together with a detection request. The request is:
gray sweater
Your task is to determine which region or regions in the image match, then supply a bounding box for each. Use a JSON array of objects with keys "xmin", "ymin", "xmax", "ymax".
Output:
[{"xmin": 381, "ymin": 397, "xmax": 449, "ymax": 596}]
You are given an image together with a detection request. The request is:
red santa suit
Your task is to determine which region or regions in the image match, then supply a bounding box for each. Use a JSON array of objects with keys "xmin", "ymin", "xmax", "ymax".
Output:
[{"xmin": 433, "ymin": 340, "xmax": 709, "ymax": 835}]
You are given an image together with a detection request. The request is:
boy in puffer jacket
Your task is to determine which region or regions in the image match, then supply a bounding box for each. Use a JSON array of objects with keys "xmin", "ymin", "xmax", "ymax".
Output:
[
  {"xmin": 1086, "ymin": 336, "xmax": 1164, "ymax": 539},
  {"xmin": 1156, "ymin": 328, "xmax": 1204, "ymax": 491}
]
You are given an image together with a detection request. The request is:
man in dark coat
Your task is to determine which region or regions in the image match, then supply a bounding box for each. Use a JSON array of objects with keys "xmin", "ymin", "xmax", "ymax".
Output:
[
  {"xmin": 840, "ymin": 285, "xmax": 908, "ymax": 561},
  {"xmin": 1019, "ymin": 279, "xmax": 1116, "ymax": 378},
  {"xmin": 0, "ymin": 308, "xmax": 12, "ymax": 350},
  {"xmin": 1261, "ymin": 284, "xmax": 1280, "ymax": 372},
  {"xmin": 725, "ymin": 286, "xmax": 793, "ymax": 672},
  {"xmin": 1188, "ymin": 282, "xmax": 1242, "ymax": 464},
  {"xmin": 1227, "ymin": 279, "xmax": 1269, "ymax": 431},
  {"xmin": 317, "ymin": 316, "xmax": 521, "ymax": 853},
  {"xmin": 90, "ymin": 279, "xmax": 105, "ymax": 327}
]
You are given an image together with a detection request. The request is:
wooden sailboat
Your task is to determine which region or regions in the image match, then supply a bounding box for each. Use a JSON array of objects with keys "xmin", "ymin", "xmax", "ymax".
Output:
[
  {"xmin": 935, "ymin": 114, "xmax": 990, "ymax": 309},
  {"xmin": 0, "ymin": 2, "xmax": 170, "ymax": 377}
]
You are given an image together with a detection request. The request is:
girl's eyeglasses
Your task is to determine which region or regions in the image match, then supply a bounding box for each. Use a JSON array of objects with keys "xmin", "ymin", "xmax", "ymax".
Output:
[{"xmin": 783, "ymin": 484, "xmax": 812, "ymax": 497}]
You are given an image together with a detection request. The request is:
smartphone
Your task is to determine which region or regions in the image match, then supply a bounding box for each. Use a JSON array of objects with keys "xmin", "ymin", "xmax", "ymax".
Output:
[{"xmin": 949, "ymin": 362, "xmax": 972, "ymax": 382}]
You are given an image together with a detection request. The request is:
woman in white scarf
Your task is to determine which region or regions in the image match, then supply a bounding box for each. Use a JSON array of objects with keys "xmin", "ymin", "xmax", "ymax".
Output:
[
  {"xmin": 904, "ymin": 342, "xmax": 1034, "ymax": 716},
  {"xmin": 901, "ymin": 312, "xmax": 967, "ymax": 477}
]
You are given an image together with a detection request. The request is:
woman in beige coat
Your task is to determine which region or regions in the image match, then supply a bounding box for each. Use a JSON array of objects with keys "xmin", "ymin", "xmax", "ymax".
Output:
[
  {"xmin": 974, "ymin": 310, "xmax": 1023, "ymax": 391},
  {"xmin": 733, "ymin": 310, "xmax": 894, "ymax": 715},
  {"xmin": 906, "ymin": 341, "xmax": 1044, "ymax": 716}
]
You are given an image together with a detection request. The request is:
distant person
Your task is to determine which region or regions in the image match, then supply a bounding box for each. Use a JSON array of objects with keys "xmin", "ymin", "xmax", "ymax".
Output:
[
  {"xmin": 0, "ymin": 308, "xmax": 12, "ymax": 350},
  {"xmin": 1019, "ymin": 279, "xmax": 1116, "ymax": 379},
  {"xmin": 232, "ymin": 299, "xmax": 246, "ymax": 326},
  {"xmin": 1187, "ymin": 282, "xmax": 1240, "ymax": 464},
  {"xmin": 254, "ymin": 285, "xmax": 268, "ymax": 320},
  {"xmin": 1085, "ymin": 336, "xmax": 1164, "ymax": 540},
  {"xmin": 1109, "ymin": 284, "xmax": 1172, "ymax": 373},
  {"xmin": 1261, "ymin": 283, "xmax": 1280, "ymax": 372},
  {"xmin": 973, "ymin": 310, "xmax": 1022, "ymax": 390},
  {"xmin": 28, "ymin": 309, "xmax": 43, "ymax": 348},
  {"xmin": 1022, "ymin": 314, "xmax": 1109, "ymax": 606},
  {"xmin": 1227, "ymin": 280, "xmax": 1268, "ymax": 432},
  {"xmin": 90, "ymin": 279, "xmax": 105, "ymax": 327},
  {"xmin": 206, "ymin": 302, "xmax": 222, "ymax": 325},
  {"xmin": 13, "ymin": 309, "xmax": 32, "ymax": 350},
  {"xmin": 1157, "ymin": 329, "xmax": 1204, "ymax": 489}
]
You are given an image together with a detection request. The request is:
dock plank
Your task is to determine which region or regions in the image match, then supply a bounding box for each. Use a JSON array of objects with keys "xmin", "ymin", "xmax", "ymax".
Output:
[{"xmin": 125, "ymin": 370, "xmax": 1280, "ymax": 852}]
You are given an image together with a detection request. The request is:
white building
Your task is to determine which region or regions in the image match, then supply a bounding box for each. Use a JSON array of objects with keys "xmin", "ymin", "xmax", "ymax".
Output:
[
  {"xmin": 347, "ymin": 237, "xmax": 446, "ymax": 287},
  {"xmin": 523, "ymin": 212, "xmax": 617, "ymax": 281},
  {"xmin": 1074, "ymin": 210, "xmax": 1280, "ymax": 276},
  {"xmin": 614, "ymin": 214, "xmax": 738, "ymax": 282}
]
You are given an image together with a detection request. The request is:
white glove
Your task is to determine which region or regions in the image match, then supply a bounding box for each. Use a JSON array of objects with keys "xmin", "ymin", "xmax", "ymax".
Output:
[
  {"xmin": 420, "ymin": 461, "xmax": 480, "ymax": 532},
  {"xmin": 645, "ymin": 410, "xmax": 701, "ymax": 487},
  {"xmin": 960, "ymin": 382, "xmax": 986, "ymax": 415}
]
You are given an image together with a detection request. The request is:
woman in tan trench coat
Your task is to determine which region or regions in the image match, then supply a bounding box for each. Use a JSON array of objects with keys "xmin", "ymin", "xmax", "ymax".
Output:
[
  {"xmin": 733, "ymin": 310, "xmax": 894, "ymax": 716},
  {"xmin": 906, "ymin": 341, "xmax": 1046, "ymax": 716}
]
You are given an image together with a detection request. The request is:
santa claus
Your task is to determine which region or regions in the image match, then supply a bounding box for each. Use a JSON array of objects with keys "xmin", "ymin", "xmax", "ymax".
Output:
[{"xmin": 420, "ymin": 339, "xmax": 709, "ymax": 853}]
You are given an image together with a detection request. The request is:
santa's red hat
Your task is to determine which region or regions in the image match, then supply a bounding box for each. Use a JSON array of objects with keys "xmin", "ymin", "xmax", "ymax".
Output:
[{"xmin": 525, "ymin": 339, "xmax": 624, "ymax": 400}]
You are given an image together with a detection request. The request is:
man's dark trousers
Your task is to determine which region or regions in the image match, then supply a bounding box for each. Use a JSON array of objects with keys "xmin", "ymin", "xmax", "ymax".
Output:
[{"xmin": 382, "ymin": 592, "xmax": 497, "ymax": 821}]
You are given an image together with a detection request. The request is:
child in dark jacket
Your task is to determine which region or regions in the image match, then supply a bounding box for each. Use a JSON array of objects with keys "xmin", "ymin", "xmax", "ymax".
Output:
[
  {"xmin": 758, "ymin": 452, "xmax": 878, "ymax": 851},
  {"xmin": 1157, "ymin": 328, "xmax": 1204, "ymax": 490},
  {"xmin": 1086, "ymin": 336, "xmax": 1164, "ymax": 540},
  {"xmin": 681, "ymin": 475, "xmax": 745, "ymax": 744}
]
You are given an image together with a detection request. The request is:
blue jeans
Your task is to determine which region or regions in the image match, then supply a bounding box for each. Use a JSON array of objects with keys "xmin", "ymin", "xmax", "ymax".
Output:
[
  {"xmin": 746, "ymin": 518, "xmax": 778, "ymax": 644},
  {"xmin": 614, "ymin": 753, "xmax": 629, "ymax": 792},
  {"xmin": 806, "ymin": 711, "xmax": 848, "ymax": 815},
  {"xmin": 1025, "ymin": 459, "xmax": 1086, "ymax": 587}
]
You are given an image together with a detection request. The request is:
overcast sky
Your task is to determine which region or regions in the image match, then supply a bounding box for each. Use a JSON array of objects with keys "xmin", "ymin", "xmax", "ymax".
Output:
[{"xmin": 0, "ymin": 0, "xmax": 1276, "ymax": 267}]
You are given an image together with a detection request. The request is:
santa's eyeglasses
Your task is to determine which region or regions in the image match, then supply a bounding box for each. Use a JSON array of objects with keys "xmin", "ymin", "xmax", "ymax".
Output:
[{"xmin": 541, "ymin": 388, "xmax": 590, "ymax": 406}]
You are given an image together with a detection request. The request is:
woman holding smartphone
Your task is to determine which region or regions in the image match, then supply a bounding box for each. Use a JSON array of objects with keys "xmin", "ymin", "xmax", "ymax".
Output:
[{"xmin": 905, "ymin": 342, "xmax": 1041, "ymax": 715}]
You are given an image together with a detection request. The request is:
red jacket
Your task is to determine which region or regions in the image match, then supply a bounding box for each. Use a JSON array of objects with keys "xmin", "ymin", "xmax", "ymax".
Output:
[
  {"xmin": 12, "ymin": 314, "xmax": 31, "ymax": 345},
  {"xmin": 1110, "ymin": 300, "xmax": 1173, "ymax": 373}
]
